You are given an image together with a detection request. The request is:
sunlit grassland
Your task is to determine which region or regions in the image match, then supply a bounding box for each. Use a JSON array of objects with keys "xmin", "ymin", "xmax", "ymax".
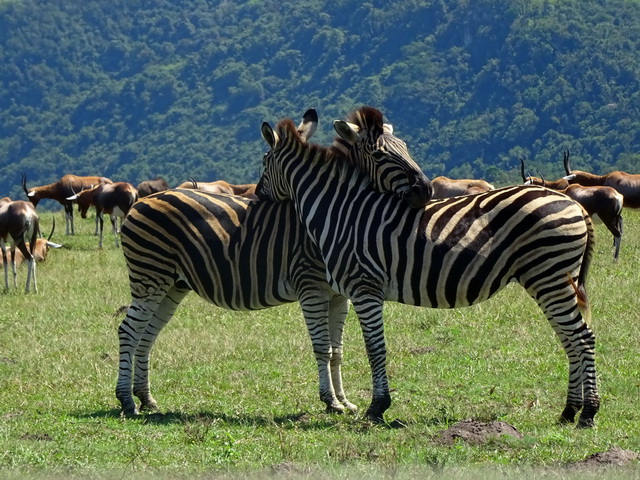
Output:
[{"xmin": 1, "ymin": 208, "xmax": 639, "ymax": 479}]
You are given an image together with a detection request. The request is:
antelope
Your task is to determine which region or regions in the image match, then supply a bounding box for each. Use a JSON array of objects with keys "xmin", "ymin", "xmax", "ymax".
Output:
[
  {"xmin": 67, "ymin": 182, "xmax": 139, "ymax": 248},
  {"xmin": 176, "ymin": 179, "xmax": 257, "ymax": 199},
  {"xmin": 136, "ymin": 177, "xmax": 169, "ymax": 197},
  {"xmin": 521, "ymin": 158, "xmax": 624, "ymax": 260},
  {"xmin": 21, "ymin": 172, "xmax": 113, "ymax": 235},
  {"xmin": 563, "ymin": 150, "xmax": 640, "ymax": 208},
  {"xmin": 431, "ymin": 176, "xmax": 494, "ymax": 199},
  {"xmin": 0, "ymin": 198, "xmax": 41, "ymax": 292},
  {"xmin": 3, "ymin": 219, "xmax": 62, "ymax": 266}
]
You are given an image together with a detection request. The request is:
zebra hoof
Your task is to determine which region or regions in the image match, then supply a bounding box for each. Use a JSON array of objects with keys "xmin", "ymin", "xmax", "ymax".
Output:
[
  {"xmin": 577, "ymin": 417, "xmax": 595, "ymax": 429},
  {"xmin": 577, "ymin": 404, "xmax": 598, "ymax": 428},
  {"xmin": 364, "ymin": 410, "xmax": 386, "ymax": 425},
  {"xmin": 558, "ymin": 404, "xmax": 580, "ymax": 424},
  {"xmin": 342, "ymin": 401, "xmax": 358, "ymax": 414},
  {"xmin": 326, "ymin": 402, "xmax": 346, "ymax": 414},
  {"xmin": 139, "ymin": 399, "xmax": 159, "ymax": 412},
  {"xmin": 120, "ymin": 404, "xmax": 140, "ymax": 418},
  {"xmin": 118, "ymin": 396, "xmax": 140, "ymax": 418}
]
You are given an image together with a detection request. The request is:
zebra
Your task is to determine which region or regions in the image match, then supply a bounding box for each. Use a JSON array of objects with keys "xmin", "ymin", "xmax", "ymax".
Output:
[
  {"xmin": 256, "ymin": 116, "xmax": 600, "ymax": 428},
  {"xmin": 115, "ymin": 107, "xmax": 433, "ymax": 417}
]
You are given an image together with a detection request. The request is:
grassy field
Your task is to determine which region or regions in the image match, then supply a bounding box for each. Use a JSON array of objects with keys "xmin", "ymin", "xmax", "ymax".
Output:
[{"xmin": 1, "ymin": 207, "xmax": 640, "ymax": 479}]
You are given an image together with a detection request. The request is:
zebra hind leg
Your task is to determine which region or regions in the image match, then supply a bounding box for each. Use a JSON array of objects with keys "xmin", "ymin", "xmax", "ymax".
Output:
[
  {"xmin": 132, "ymin": 286, "xmax": 190, "ymax": 412},
  {"xmin": 116, "ymin": 289, "xmax": 170, "ymax": 417},
  {"xmin": 539, "ymin": 289, "xmax": 599, "ymax": 428}
]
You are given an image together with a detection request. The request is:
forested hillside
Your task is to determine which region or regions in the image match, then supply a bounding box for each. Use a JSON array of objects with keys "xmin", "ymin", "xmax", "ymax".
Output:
[{"xmin": 2, "ymin": 0, "xmax": 640, "ymax": 201}]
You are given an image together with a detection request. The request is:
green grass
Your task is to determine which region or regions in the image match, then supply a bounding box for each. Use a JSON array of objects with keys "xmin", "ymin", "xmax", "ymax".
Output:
[{"xmin": 1, "ymin": 209, "xmax": 640, "ymax": 478}]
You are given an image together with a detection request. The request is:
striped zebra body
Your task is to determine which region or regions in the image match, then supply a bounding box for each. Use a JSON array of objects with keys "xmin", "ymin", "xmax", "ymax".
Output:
[
  {"xmin": 257, "ymin": 118, "xmax": 599, "ymax": 428},
  {"xmin": 117, "ymin": 189, "xmax": 354, "ymax": 416},
  {"xmin": 116, "ymin": 107, "xmax": 432, "ymax": 417}
]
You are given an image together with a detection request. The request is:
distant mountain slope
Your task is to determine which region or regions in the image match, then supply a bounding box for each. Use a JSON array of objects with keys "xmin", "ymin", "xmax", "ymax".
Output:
[{"xmin": 1, "ymin": 0, "xmax": 639, "ymax": 201}]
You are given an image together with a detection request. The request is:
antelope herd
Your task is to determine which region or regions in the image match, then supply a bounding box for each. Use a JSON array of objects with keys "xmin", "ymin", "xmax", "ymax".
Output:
[{"xmin": 2, "ymin": 148, "xmax": 640, "ymax": 293}]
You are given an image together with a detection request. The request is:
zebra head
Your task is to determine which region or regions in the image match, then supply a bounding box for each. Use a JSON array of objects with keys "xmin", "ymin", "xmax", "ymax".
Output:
[
  {"xmin": 256, "ymin": 109, "xmax": 319, "ymax": 203},
  {"xmin": 332, "ymin": 107, "xmax": 433, "ymax": 208},
  {"xmin": 257, "ymin": 107, "xmax": 433, "ymax": 208}
]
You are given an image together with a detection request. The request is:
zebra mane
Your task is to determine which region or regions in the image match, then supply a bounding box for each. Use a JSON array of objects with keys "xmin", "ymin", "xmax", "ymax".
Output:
[
  {"xmin": 275, "ymin": 118, "xmax": 348, "ymax": 164},
  {"xmin": 345, "ymin": 106, "xmax": 385, "ymax": 137}
]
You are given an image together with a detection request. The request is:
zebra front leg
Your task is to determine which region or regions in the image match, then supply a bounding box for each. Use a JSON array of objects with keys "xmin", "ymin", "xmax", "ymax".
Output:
[
  {"xmin": 328, "ymin": 295, "xmax": 357, "ymax": 413},
  {"xmin": 132, "ymin": 286, "xmax": 189, "ymax": 411},
  {"xmin": 351, "ymin": 295, "xmax": 390, "ymax": 423},
  {"xmin": 300, "ymin": 294, "xmax": 346, "ymax": 413}
]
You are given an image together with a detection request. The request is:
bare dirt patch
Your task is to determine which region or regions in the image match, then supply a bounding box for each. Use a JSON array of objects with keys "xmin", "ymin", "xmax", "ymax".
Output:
[
  {"xmin": 435, "ymin": 419, "xmax": 523, "ymax": 446},
  {"xmin": 570, "ymin": 447, "xmax": 638, "ymax": 470}
]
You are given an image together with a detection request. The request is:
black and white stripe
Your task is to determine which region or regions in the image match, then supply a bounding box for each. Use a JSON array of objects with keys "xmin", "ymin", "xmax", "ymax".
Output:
[
  {"xmin": 115, "ymin": 107, "xmax": 432, "ymax": 417},
  {"xmin": 257, "ymin": 116, "xmax": 600, "ymax": 428}
]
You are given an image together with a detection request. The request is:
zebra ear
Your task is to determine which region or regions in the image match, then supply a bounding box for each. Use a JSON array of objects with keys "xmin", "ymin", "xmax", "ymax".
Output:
[
  {"xmin": 333, "ymin": 120, "xmax": 360, "ymax": 143},
  {"xmin": 297, "ymin": 109, "xmax": 318, "ymax": 142},
  {"xmin": 383, "ymin": 123, "xmax": 394, "ymax": 135},
  {"xmin": 261, "ymin": 122, "xmax": 278, "ymax": 148}
]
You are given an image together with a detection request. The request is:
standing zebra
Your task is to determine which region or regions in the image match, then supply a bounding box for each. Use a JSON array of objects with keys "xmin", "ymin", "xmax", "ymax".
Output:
[
  {"xmin": 115, "ymin": 107, "xmax": 433, "ymax": 417},
  {"xmin": 256, "ymin": 117, "xmax": 599, "ymax": 428}
]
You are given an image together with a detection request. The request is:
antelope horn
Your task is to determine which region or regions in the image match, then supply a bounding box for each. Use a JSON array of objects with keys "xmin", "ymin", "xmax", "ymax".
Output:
[
  {"xmin": 21, "ymin": 171, "xmax": 30, "ymax": 196},
  {"xmin": 47, "ymin": 217, "xmax": 56, "ymax": 242},
  {"xmin": 563, "ymin": 149, "xmax": 571, "ymax": 175},
  {"xmin": 539, "ymin": 172, "xmax": 546, "ymax": 188},
  {"xmin": 519, "ymin": 158, "xmax": 527, "ymax": 182}
]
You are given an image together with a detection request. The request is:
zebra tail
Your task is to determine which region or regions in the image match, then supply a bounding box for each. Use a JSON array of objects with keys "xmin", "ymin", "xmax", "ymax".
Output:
[{"xmin": 573, "ymin": 210, "xmax": 595, "ymax": 324}]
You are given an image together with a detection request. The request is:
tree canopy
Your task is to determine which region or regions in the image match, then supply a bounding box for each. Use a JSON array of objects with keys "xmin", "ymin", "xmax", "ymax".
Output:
[{"xmin": 2, "ymin": 0, "xmax": 640, "ymax": 201}]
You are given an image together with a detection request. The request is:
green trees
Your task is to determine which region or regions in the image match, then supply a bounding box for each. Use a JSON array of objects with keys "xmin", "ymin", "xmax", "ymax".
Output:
[{"xmin": 1, "ymin": 0, "xmax": 640, "ymax": 201}]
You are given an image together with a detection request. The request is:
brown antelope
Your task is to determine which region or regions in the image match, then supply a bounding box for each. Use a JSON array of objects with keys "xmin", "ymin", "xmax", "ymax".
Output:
[
  {"xmin": 563, "ymin": 150, "xmax": 640, "ymax": 208},
  {"xmin": 521, "ymin": 158, "xmax": 624, "ymax": 259},
  {"xmin": 176, "ymin": 179, "xmax": 257, "ymax": 199},
  {"xmin": 21, "ymin": 172, "xmax": 112, "ymax": 235},
  {"xmin": 3, "ymin": 219, "xmax": 62, "ymax": 266},
  {"xmin": 136, "ymin": 177, "xmax": 169, "ymax": 197},
  {"xmin": 431, "ymin": 176, "xmax": 494, "ymax": 199},
  {"xmin": 67, "ymin": 182, "xmax": 139, "ymax": 248},
  {"xmin": 0, "ymin": 198, "xmax": 41, "ymax": 292}
]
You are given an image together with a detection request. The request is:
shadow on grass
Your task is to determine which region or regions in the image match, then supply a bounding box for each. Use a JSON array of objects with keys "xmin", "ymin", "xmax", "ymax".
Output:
[{"xmin": 79, "ymin": 408, "xmax": 400, "ymax": 431}]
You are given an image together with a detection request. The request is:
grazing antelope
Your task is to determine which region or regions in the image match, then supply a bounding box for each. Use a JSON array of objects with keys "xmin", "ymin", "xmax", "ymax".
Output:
[
  {"xmin": 522, "ymin": 158, "xmax": 625, "ymax": 260},
  {"xmin": 3, "ymin": 219, "xmax": 62, "ymax": 266},
  {"xmin": 176, "ymin": 179, "xmax": 257, "ymax": 199},
  {"xmin": 431, "ymin": 176, "xmax": 494, "ymax": 199},
  {"xmin": 563, "ymin": 150, "xmax": 640, "ymax": 208},
  {"xmin": 21, "ymin": 172, "xmax": 113, "ymax": 235},
  {"xmin": 137, "ymin": 177, "xmax": 169, "ymax": 197},
  {"xmin": 67, "ymin": 182, "xmax": 139, "ymax": 248},
  {"xmin": 0, "ymin": 199, "xmax": 41, "ymax": 292}
]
